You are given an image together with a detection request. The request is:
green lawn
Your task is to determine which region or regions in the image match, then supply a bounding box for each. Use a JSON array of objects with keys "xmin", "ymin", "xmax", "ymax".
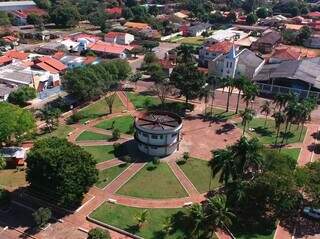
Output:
[
  {"xmin": 95, "ymin": 115, "xmax": 134, "ymax": 134},
  {"xmin": 205, "ymin": 107, "xmax": 236, "ymax": 121},
  {"xmin": 174, "ymin": 36, "xmax": 204, "ymax": 45},
  {"xmin": 82, "ymin": 145, "xmax": 116, "ymax": 163},
  {"xmin": 76, "ymin": 131, "xmax": 112, "ymax": 141},
  {"xmin": 127, "ymin": 92, "xmax": 160, "ymax": 109},
  {"xmin": 95, "ymin": 163, "xmax": 129, "ymax": 188},
  {"xmin": 236, "ymin": 118, "xmax": 307, "ymax": 145},
  {"xmin": 0, "ymin": 169, "xmax": 27, "ymax": 188},
  {"xmin": 178, "ymin": 158, "xmax": 221, "ymax": 193},
  {"xmin": 117, "ymin": 163, "xmax": 188, "ymax": 199},
  {"xmin": 37, "ymin": 125, "xmax": 73, "ymax": 140},
  {"xmin": 79, "ymin": 96, "xmax": 124, "ymax": 122},
  {"xmin": 279, "ymin": 148, "xmax": 301, "ymax": 161},
  {"xmin": 90, "ymin": 203, "xmax": 189, "ymax": 239}
]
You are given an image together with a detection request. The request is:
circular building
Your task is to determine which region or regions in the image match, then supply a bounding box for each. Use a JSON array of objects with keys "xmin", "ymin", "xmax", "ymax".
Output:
[{"xmin": 134, "ymin": 111, "xmax": 182, "ymax": 157}]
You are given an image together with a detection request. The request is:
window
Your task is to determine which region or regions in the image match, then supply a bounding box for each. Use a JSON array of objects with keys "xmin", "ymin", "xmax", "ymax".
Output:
[
  {"xmin": 172, "ymin": 133, "xmax": 177, "ymax": 137},
  {"xmin": 143, "ymin": 133, "xmax": 148, "ymax": 137},
  {"xmin": 159, "ymin": 135, "xmax": 163, "ymax": 139},
  {"xmin": 151, "ymin": 135, "xmax": 158, "ymax": 139},
  {"xmin": 151, "ymin": 146, "xmax": 158, "ymax": 149},
  {"xmin": 226, "ymin": 62, "xmax": 229, "ymax": 68},
  {"xmin": 229, "ymin": 62, "xmax": 233, "ymax": 68}
]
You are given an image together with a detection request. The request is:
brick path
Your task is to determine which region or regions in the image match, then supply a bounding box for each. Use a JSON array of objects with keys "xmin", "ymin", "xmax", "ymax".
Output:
[{"xmin": 96, "ymin": 159, "xmax": 125, "ymax": 171}]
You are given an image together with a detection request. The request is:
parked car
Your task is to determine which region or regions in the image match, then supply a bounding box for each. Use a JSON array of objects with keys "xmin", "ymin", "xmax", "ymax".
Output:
[{"xmin": 303, "ymin": 207, "xmax": 320, "ymax": 220}]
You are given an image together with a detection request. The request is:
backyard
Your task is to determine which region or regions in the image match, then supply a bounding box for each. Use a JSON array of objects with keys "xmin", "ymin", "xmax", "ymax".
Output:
[{"xmin": 117, "ymin": 163, "xmax": 188, "ymax": 199}]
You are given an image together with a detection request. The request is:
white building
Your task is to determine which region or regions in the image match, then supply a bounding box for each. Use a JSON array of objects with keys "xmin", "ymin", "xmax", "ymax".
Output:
[
  {"xmin": 206, "ymin": 28, "xmax": 249, "ymax": 44},
  {"xmin": 0, "ymin": 1, "xmax": 36, "ymax": 11},
  {"xmin": 104, "ymin": 32, "xmax": 135, "ymax": 45},
  {"xmin": 134, "ymin": 112, "xmax": 182, "ymax": 157}
]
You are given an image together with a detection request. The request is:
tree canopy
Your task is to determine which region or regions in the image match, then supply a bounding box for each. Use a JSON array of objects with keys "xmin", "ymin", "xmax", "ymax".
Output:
[
  {"xmin": 50, "ymin": 4, "xmax": 80, "ymax": 28},
  {"xmin": 8, "ymin": 86, "xmax": 37, "ymax": 107},
  {"xmin": 26, "ymin": 137, "xmax": 98, "ymax": 208},
  {"xmin": 0, "ymin": 102, "xmax": 35, "ymax": 145}
]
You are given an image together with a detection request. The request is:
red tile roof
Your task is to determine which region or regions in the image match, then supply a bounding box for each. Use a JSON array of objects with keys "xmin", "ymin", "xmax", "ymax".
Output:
[
  {"xmin": 207, "ymin": 41, "xmax": 233, "ymax": 54},
  {"xmin": 105, "ymin": 31, "xmax": 126, "ymax": 38},
  {"xmin": 105, "ymin": 7, "xmax": 122, "ymax": 15},
  {"xmin": 34, "ymin": 62, "xmax": 59, "ymax": 74},
  {"xmin": 52, "ymin": 51, "xmax": 65, "ymax": 60},
  {"xmin": 307, "ymin": 11, "xmax": 320, "ymax": 18},
  {"xmin": 0, "ymin": 56, "xmax": 12, "ymax": 66},
  {"xmin": 90, "ymin": 41, "xmax": 133, "ymax": 54},
  {"xmin": 83, "ymin": 56, "xmax": 97, "ymax": 65},
  {"xmin": 124, "ymin": 22, "xmax": 150, "ymax": 30},
  {"xmin": 5, "ymin": 50, "xmax": 28, "ymax": 60},
  {"xmin": 272, "ymin": 47, "xmax": 301, "ymax": 61},
  {"xmin": 2, "ymin": 35, "xmax": 17, "ymax": 43},
  {"xmin": 38, "ymin": 56, "xmax": 67, "ymax": 72}
]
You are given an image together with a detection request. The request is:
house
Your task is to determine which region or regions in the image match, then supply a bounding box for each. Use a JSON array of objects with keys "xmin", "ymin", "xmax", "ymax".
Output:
[
  {"xmin": 306, "ymin": 11, "xmax": 320, "ymax": 20},
  {"xmin": 304, "ymin": 35, "xmax": 320, "ymax": 48},
  {"xmin": 205, "ymin": 28, "xmax": 249, "ymax": 44},
  {"xmin": 0, "ymin": 83, "xmax": 17, "ymax": 101},
  {"xmin": 60, "ymin": 55, "xmax": 99, "ymax": 69},
  {"xmin": 11, "ymin": 7, "xmax": 47, "ymax": 25},
  {"xmin": 0, "ymin": 55, "xmax": 13, "ymax": 67},
  {"xmin": 254, "ymin": 58, "xmax": 320, "ymax": 93},
  {"xmin": 105, "ymin": 7, "xmax": 122, "ymax": 16},
  {"xmin": 235, "ymin": 36, "xmax": 258, "ymax": 48},
  {"xmin": 60, "ymin": 39, "xmax": 80, "ymax": 52},
  {"xmin": 124, "ymin": 22, "xmax": 151, "ymax": 30},
  {"xmin": 89, "ymin": 41, "xmax": 134, "ymax": 59},
  {"xmin": 0, "ymin": 1, "xmax": 36, "ymax": 11},
  {"xmin": 187, "ymin": 23, "xmax": 211, "ymax": 37},
  {"xmin": 104, "ymin": 32, "xmax": 134, "ymax": 45},
  {"xmin": 0, "ymin": 62, "xmax": 61, "ymax": 91},
  {"xmin": 208, "ymin": 45, "xmax": 265, "ymax": 80},
  {"xmin": 32, "ymin": 56, "xmax": 67, "ymax": 74},
  {"xmin": 2, "ymin": 35, "xmax": 19, "ymax": 46},
  {"xmin": 251, "ymin": 30, "xmax": 282, "ymax": 53},
  {"xmin": 269, "ymin": 46, "xmax": 302, "ymax": 63},
  {"xmin": 0, "ymin": 147, "xmax": 26, "ymax": 167},
  {"xmin": 5, "ymin": 50, "xmax": 28, "ymax": 61},
  {"xmin": 199, "ymin": 40, "xmax": 234, "ymax": 66}
]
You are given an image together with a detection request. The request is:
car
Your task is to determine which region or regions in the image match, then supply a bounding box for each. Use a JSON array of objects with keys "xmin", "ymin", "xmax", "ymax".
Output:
[{"xmin": 303, "ymin": 207, "xmax": 320, "ymax": 220}]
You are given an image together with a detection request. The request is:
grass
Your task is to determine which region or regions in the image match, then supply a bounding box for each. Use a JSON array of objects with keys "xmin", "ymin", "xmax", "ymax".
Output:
[
  {"xmin": 90, "ymin": 202, "xmax": 189, "ymax": 239},
  {"xmin": 279, "ymin": 148, "xmax": 301, "ymax": 161},
  {"xmin": 82, "ymin": 145, "xmax": 116, "ymax": 163},
  {"xmin": 127, "ymin": 92, "xmax": 194, "ymax": 115},
  {"xmin": 37, "ymin": 125, "xmax": 73, "ymax": 139},
  {"xmin": 205, "ymin": 107, "xmax": 236, "ymax": 121},
  {"xmin": 173, "ymin": 36, "xmax": 204, "ymax": 45},
  {"xmin": 79, "ymin": 96, "xmax": 124, "ymax": 122},
  {"xmin": 0, "ymin": 169, "xmax": 27, "ymax": 188},
  {"xmin": 236, "ymin": 118, "xmax": 307, "ymax": 145},
  {"xmin": 95, "ymin": 115, "xmax": 134, "ymax": 134},
  {"xmin": 95, "ymin": 163, "xmax": 129, "ymax": 188},
  {"xmin": 76, "ymin": 131, "xmax": 112, "ymax": 141},
  {"xmin": 178, "ymin": 158, "xmax": 221, "ymax": 193},
  {"xmin": 117, "ymin": 163, "xmax": 188, "ymax": 199}
]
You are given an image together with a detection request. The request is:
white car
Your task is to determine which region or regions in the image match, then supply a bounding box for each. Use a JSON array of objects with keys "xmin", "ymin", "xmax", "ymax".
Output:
[{"xmin": 303, "ymin": 207, "xmax": 320, "ymax": 220}]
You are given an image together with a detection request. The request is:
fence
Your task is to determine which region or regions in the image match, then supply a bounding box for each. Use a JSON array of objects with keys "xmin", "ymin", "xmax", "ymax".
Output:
[{"xmin": 256, "ymin": 83, "xmax": 320, "ymax": 100}]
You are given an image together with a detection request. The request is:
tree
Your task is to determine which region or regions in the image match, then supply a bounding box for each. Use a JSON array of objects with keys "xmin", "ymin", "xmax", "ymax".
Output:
[
  {"xmin": 240, "ymin": 108, "xmax": 255, "ymax": 135},
  {"xmin": 209, "ymin": 149, "xmax": 236, "ymax": 185},
  {"xmin": 223, "ymin": 77, "xmax": 236, "ymax": 112},
  {"xmin": 32, "ymin": 207, "xmax": 52, "ymax": 229},
  {"xmin": 143, "ymin": 52, "xmax": 159, "ymax": 65},
  {"xmin": 27, "ymin": 14, "xmax": 44, "ymax": 29},
  {"xmin": 246, "ymin": 13, "xmax": 258, "ymax": 25},
  {"xmin": 129, "ymin": 46, "xmax": 144, "ymax": 58},
  {"xmin": 177, "ymin": 45, "xmax": 195, "ymax": 64},
  {"xmin": 162, "ymin": 217, "xmax": 173, "ymax": 236},
  {"xmin": 0, "ymin": 102, "xmax": 36, "ymax": 145},
  {"xmin": 34, "ymin": 0, "xmax": 51, "ymax": 9},
  {"xmin": 170, "ymin": 64, "xmax": 205, "ymax": 105},
  {"xmin": 241, "ymin": 82, "xmax": 258, "ymax": 109},
  {"xmin": 256, "ymin": 7, "xmax": 269, "ymax": 18},
  {"xmin": 272, "ymin": 111, "xmax": 286, "ymax": 146},
  {"xmin": 8, "ymin": 86, "xmax": 36, "ymax": 107},
  {"xmin": 205, "ymin": 195, "xmax": 235, "ymax": 237},
  {"xmin": 40, "ymin": 107, "xmax": 61, "ymax": 132},
  {"xmin": 50, "ymin": 4, "xmax": 80, "ymax": 28},
  {"xmin": 135, "ymin": 209, "xmax": 148, "ymax": 228},
  {"xmin": 296, "ymin": 26, "xmax": 312, "ymax": 45},
  {"xmin": 151, "ymin": 78, "xmax": 171, "ymax": 110},
  {"xmin": 234, "ymin": 76, "xmax": 249, "ymax": 114},
  {"xmin": 105, "ymin": 92, "xmax": 117, "ymax": 114},
  {"xmin": 112, "ymin": 128, "xmax": 121, "ymax": 140},
  {"xmin": 189, "ymin": 203, "xmax": 207, "ymax": 238},
  {"xmin": 0, "ymin": 155, "xmax": 6, "ymax": 170},
  {"xmin": 142, "ymin": 40, "xmax": 159, "ymax": 52},
  {"xmin": 88, "ymin": 8, "xmax": 109, "ymax": 32},
  {"xmin": 0, "ymin": 188, "xmax": 10, "ymax": 206},
  {"xmin": 0, "ymin": 11, "xmax": 10, "ymax": 26},
  {"xmin": 26, "ymin": 137, "xmax": 98, "ymax": 207},
  {"xmin": 260, "ymin": 100, "xmax": 271, "ymax": 126},
  {"xmin": 88, "ymin": 228, "xmax": 111, "ymax": 239}
]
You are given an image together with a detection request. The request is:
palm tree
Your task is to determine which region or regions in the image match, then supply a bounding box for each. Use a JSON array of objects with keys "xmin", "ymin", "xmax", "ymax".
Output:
[
  {"xmin": 230, "ymin": 136, "xmax": 263, "ymax": 179},
  {"xmin": 234, "ymin": 76, "xmax": 249, "ymax": 114},
  {"xmin": 241, "ymin": 83, "xmax": 258, "ymax": 109},
  {"xmin": 298, "ymin": 97, "xmax": 317, "ymax": 140},
  {"xmin": 226, "ymin": 180, "xmax": 248, "ymax": 207},
  {"xmin": 240, "ymin": 108, "xmax": 255, "ymax": 135},
  {"xmin": 199, "ymin": 83, "xmax": 210, "ymax": 117},
  {"xmin": 225, "ymin": 77, "xmax": 236, "ymax": 112},
  {"xmin": 177, "ymin": 44, "xmax": 194, "ymax": 64},
  {"xmin": 260, "ymin": 100, "xmax": 271, "ymax": 127},
  {"xmin": 281, "ymin": 99, "xmax": 299, "ymax": 144},
  {"xmin": 205, "ymin": 195, "xmax": 235, "ymax": 238},
  {"xmin": 135, "ymin": 209, "xmax": 148, "ymax": 229},
  {"xmin": 162, "ymin": 217, "xmax": 173, "ymax": 236},
  {"xmin": 209, "ymin": 149, "xmax": 236, "ymax": 186},
  {"xmin": 273, "ymin": 93, "xmax": 294, "ymax": 111},
  {"xmin": 189, "ymin": 203, "xmax": 207, "ymax": 238},
  {"xmin": 272, "ymin": 111, "xmax": 286, "ymax": 146}
]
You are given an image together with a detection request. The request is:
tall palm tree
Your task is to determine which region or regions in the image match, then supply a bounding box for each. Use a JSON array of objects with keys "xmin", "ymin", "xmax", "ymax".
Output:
[
  {"xmin": 298, "ymin": 97, "xmax": 317, "ymax": 140},
  {"xmin": 189, "ymin": 203, "xmax": 207, "ymax": 238},
  {"xmin": 281, "ymin": 99, "xmax": 299, "ymax": 144},
  {"xmin": 205, "ymin": 195, "xmax": 235, "ymax": 237},
  {"xmin": 177, "ymin": 44, "xmax": 194, "ymax": 64},
  {"xmin": 230, "ymin": 136, "xmax": 263, "ymax": 179},
  {"xmin": 226, "ymin": 180, "xmax": 248, "ymax": 207},
  {"xmin": 260, "ymin": 100, "xmax": 271, "ymax": 127},
  {"xmin": 234, "ymin": 76, "xmax": 249, "ymax": 114},
  {"xmin": 273, "ymin": 93, "xmax": 294, "ymax": 111},
  {"xmin": 225, "ymin": 77, "xmax": 236, "ymax": 112},
  {"xmin": 241, "ymin": 83, "xmax": 258, "ymax": 109},
  {"xmin": 272, "ymin": 111, "xmax": 286, "ymax": 146},
  {"xmin": 240, "ymin": 108, "xmax": 255, "ymax": 135},
  {"xmin": 209, "ymin": 149, "xmax": 236, "ymax": 186}
]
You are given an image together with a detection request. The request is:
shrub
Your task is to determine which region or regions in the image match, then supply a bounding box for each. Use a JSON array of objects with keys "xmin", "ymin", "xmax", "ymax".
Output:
[
  {"xmin": 32, "ymin": 207, "xmax": 52, "ymax": 229},
  {"xmin": 68, "ymin": 112, "xmax": 84, "ymax": 124},
  {"xmin": 128, "ymin": 123, "xmax": 135, "ymax": 134},
  {"xmin": 123, "ymin": 155, "xmax": 132, "ymax": 163},
  {"xmin": 183, "ymin": 152, "xmax": 190, "ymax": 162},
  {"xmin": 152, "ymin": 157, "xmax": 160, "ymax": 165},
  {"xmin": 88, "ymin": 227, "xmax": 111, "ymax": 239},
  {"xmin": 112, "ymin": 128, "xmax": 121, "ymax": 140}
]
